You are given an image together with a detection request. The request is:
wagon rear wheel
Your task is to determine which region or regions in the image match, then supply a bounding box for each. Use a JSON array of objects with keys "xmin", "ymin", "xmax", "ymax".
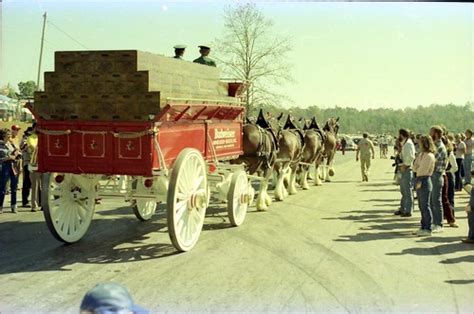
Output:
[
  {"xmin": 167, "ymin": 148, "xmax": 208, "ymax": 252},
  {"xmin": 42, "ymin": 173, "xmax": 96, "ymax": 243},
  {"xmin": 227, "ymin": 170, "xmax": 249, "ymax": 227},
  {"xmin": 132, "ymin": 178, "xmax": 157, "ymax": 221}
]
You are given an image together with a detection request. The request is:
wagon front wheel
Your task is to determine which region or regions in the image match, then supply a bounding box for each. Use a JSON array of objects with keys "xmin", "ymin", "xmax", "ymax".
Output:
[
  {"xmin": 227, "ymin": 170, "xmax": 249, "ymax": 227},
  {"xmin": 42, "ymin": 173, "xmax": 96, "ymax": 243},
  {"xmin": 167, "ymin": 148, "xmax": 208, "ymax": 252}
]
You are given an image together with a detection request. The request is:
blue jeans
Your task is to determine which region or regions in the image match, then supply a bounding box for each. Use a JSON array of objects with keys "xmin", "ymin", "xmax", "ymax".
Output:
[
  {"xmin": 468, "ymin": 189, "xmax": 474, "ymax": 240},
  {"xmin": 0, "ymin": 162, "xmax": 19, "ymax": 209},
  {"xmin": 464, "ymin": 154, "xmax": 472, "ymax": 185},
  {"xmin": 416, "ymin": 176, "xmax": 432, "ymax": 230},
  {"xmin": 431, "ymin": 171, "xmax": 444, "ymax": 226},
  {"xmin": 455, "ymin": 158, "xmax": 464, "ymax": 190},
  {"xmin": 446, "ymin": 172, "xmax": 455, "ymax": 208},
  {"xmin": 400, "ymin": 169, "xmax": 413, "ymax": 214}
]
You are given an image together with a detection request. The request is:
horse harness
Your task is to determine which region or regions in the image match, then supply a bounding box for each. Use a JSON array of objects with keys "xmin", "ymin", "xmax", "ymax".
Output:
[{"xmin": 255, "ymin": 125, "xmax": 278, "ymax": 171}]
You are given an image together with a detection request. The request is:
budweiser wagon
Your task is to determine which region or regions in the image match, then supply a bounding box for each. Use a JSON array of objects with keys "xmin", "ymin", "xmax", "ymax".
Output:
[{"xmin": 33, "ymin": 50, "xmax": 253, "ymax": 252}]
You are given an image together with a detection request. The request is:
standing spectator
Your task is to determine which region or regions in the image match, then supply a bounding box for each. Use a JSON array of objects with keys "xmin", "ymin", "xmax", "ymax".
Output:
[
  {"xmin": 20, "ymin": 127, "xmax": 33, "ymax": 208},
  {"xmin": 394, "ymin": 128, "xmax": 415, "ymax": 217},
  {"xmin": 340, "ymin": 137, "xmax": 347, "ymax": 155},
  {"xmin": 4, "ymin": 125, "xmax": 21, "ymax": 195},
  {"xmin": 462, "ymin": 186, "xmax": 474, "ymax": 244},
  {"xmin": 393, "ymin": 136, "xmax": 403, "ymax": 184},
  {"xmin": 430, "ymin": 126, "xmax": 448, "ymax": 233},
  {"xmin": 393, "ymin": 135, "xmax": 399, "ymax": 156},
  {"xmin": 412, "ymin": 134, "xmax": 423, "ymax": 193},
  {"xmin": 379, "ymin": 136, "xmax": 384, "ymax": 158},
  {"xmin": 464, "ymin": 129, "xmax": 472, "ymax": 186},
  {"xmin": 356, "ymin": 133, "xmax": 375, "ymax": 182},
  {"xmin": 412, "ymin": 135, "xmax": 436, "ymax": 236},
  {"xmin": 0, "ymin": 129, "xmax": 21, "ymax": 214},
  {"xmin": 442, "ymin": 137, "xmax": 458, "ymax": 228},
  {"xmin": 383, "ymin": 135, "xmax": 389, "ymax": 158},
  {"xmin": 455, "ymin": 133, "xmax": 466, "ymax": 191},
  {"xmin": 27, "ymin": 125, "xmax": 41, "ymax": 212},
  {"xmin": 379, "ymin": 135, "xmax": 388, "ymax": 159},
  {"xmin": 414, "ymin": 134, "xmax": 423, "ymax": 156},
  {"xmin": 10, "ymin": 124, "xmax": 21, "ymax": 147}
]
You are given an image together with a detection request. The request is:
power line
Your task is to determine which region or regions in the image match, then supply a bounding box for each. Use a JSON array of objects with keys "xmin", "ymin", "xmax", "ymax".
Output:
[
  {"xmin": 43, "ymin": 38, "xmax": 60, "ymax": 50},
  {"xmin": 47, "ymin": 19, "xmax": 89, "ymax": 49}
]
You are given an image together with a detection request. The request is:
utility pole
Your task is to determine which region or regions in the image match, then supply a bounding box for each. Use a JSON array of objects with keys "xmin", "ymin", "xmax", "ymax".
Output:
[{"xmin": 36, "ymin": 12, "xmax": 47, "ymax": 91}]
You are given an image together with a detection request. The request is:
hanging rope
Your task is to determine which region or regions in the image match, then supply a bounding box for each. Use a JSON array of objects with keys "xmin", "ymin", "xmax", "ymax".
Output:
[
  {"xmin": 37, "ymin": 128, "xmax": 155, "ymax": 138},
  {"xmin": 74, "ymin": 130, "xmax": 109, "ymax": 135},
  {"xmin": 111, "ymin": 129, "xmax": 155, "ymax": 139},
  {"xmin": 36, "ymin": 128, "xmax": 72, "ymax": 136}
]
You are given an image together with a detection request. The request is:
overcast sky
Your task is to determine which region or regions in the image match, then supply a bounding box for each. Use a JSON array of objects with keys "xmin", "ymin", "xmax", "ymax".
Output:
[{"xmin": 1, "ymin": 0, "xmax": 473, "ymax": 109}]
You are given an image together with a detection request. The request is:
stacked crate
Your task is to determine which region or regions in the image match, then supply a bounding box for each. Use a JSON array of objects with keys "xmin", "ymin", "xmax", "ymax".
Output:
[{"xmin": 34, "ymin": 50, "xmax": 234, "ymax": 121}]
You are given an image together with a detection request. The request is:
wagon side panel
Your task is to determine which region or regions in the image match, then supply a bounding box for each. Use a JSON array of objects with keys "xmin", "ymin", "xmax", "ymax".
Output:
[
  {"xmin": 154, "ymin": 123, "xmax": 206, "ymax": 169},
  {"xmin": 38, "ymin": 121, "xmax": 78, "ymax": 174},
  {"xmin": 206, "ymin": 122, "xmax": 243, "ymax": 161},
  {"xmin": 111, "ymin": 122, "xmax": 154, "ymax": 176},
  {"xmin": 75, "ymin": 122, "xmax": 114, "ymax": 174}
]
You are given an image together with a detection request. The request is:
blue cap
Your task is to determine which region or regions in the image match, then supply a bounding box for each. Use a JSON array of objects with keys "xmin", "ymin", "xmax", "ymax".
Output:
[{"xmin": 80, "ymin": 283, "xmax": 149, "ymax": 314}]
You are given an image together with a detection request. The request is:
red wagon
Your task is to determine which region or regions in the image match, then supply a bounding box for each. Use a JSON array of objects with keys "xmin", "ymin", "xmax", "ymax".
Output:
[{"xmin": 36, "ymin": 88, "xmax": 253, "ymax": 252}]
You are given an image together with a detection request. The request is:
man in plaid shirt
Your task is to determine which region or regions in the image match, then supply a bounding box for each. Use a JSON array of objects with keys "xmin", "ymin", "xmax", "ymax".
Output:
[{"xmin": 430, "ymin": 125, "xmax": 448, "ymax": 233}]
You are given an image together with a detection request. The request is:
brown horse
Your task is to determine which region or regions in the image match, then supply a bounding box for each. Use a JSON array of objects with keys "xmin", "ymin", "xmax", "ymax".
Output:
[
  {"xmin": 298, "ymin": 119, "xmax": 324, "ymax": 189},
  {"xmin": 232, "ymin": 115, "xmax": 278, "ymax": 211},
  {"xmin": 316, "ymin": 117, "xmax": 339, "ymax": 183},
  {"xmin": 273, "ymin": 115, "xmax": 304, "ymax": 201}
]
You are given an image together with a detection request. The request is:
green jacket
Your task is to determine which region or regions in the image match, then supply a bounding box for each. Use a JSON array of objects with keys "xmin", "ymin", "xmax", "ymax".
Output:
[{"xmin": 193, "ymin": 56, "xmax": 216, "ymax": 67}]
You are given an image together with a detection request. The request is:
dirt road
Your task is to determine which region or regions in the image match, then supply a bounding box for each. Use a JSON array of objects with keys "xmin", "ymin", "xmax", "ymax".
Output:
[{"xmin": 1, "ymin": 152, "xmax": 472, "ymax": 313}]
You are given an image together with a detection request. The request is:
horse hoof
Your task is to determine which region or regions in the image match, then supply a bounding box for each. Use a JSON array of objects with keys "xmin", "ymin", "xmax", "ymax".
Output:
[
  {"xmin": 256, "ymin": 201, "xmax": 267, "ymax": 211},
  {"xmin": 275, "ymin": 194, "xmax": 284, "ymax": 201},
  {"xmin": 265, "ymin": 196, "xmax": 272, "ymax": 207}
]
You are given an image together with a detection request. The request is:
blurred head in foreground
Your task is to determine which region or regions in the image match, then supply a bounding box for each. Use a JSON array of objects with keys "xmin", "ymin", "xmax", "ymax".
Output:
[{"xmin": 80, "ymin": 282, "xmax": 148, "ymax": 314}]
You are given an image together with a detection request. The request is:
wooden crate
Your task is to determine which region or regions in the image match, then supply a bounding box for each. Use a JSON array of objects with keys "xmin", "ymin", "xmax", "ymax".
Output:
[{"xmin": 37, "ymin": 50, "xmax": 239, "ymax": 121}]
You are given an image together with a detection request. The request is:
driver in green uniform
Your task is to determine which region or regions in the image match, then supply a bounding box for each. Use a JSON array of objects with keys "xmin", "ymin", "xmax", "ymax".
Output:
[{"xmin": 193, "ymin": 45, "xmax": 216, "ymax": 67}]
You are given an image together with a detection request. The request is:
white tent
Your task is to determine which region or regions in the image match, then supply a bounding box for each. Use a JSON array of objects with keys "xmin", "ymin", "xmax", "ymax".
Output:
[{"xmin": 0, "ymin": 95, "xmax": 18, "ymax": 120}]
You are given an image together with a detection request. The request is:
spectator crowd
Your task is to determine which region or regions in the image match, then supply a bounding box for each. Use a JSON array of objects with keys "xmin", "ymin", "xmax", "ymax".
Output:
[
  {"xmin": 0, "ymin": 123, "xmax": 41, "ymax": 214},
  {"xmin": 392, "ymin": 126, "xmax": 473, "ymax": 243}
]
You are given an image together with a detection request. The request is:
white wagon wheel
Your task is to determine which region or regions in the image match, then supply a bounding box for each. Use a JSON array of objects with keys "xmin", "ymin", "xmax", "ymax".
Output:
[
  {"xmin": 227, "ymin": 170, "xmax": 249, "ymax": 227},
  {"xmin": 42, "ymin": 173, "xmax": 96, "ymax": 243},
  {"xmin": 167, "ymin": 148, "xmax": 208, "ymax": 252},
  {"xmin": 132, "ymin": 178, "xmax": 157, "ymax": 221}
]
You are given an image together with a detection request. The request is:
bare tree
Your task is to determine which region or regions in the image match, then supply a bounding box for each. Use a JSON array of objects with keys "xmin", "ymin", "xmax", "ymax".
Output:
[{"xmin": 214, "ymin": 3, "xmax": 293, "ymax": 116}]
